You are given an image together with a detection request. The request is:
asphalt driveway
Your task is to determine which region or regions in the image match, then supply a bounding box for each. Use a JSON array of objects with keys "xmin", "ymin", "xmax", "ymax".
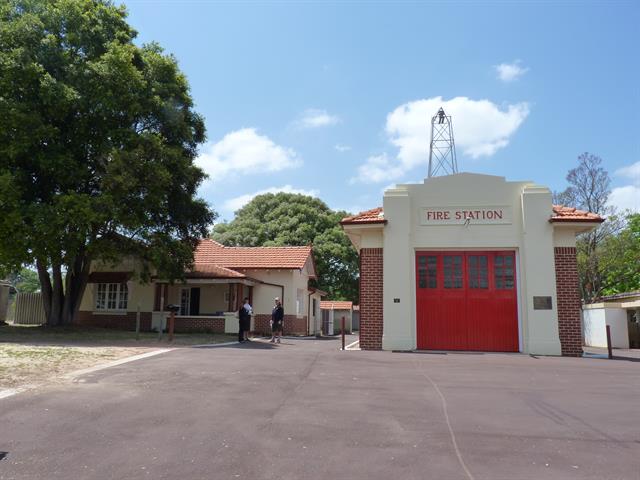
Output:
[{"xmin": 1, "ymin": 337, "xmax": 638, "ymax": 480}]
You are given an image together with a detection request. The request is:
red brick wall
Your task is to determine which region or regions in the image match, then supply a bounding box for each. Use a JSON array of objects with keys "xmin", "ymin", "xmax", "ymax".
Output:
[
  {"xmin": 76, "ymin": 311, "xmax": 152, "ymax": 331},
  {"xmin": 252, "ymin": 314, "xmax": 307, "ymax": 336},
  {"xmin": 359, "ymin": 248, "xmax": 383, "ymax": 350},
  {"xmin": 554, "ymin": 247, "xmax": 583, "ymax": 357},
  {"xmin": 173, "ymin": 317, "xmax": 225, "ymax": 333},
  {"xmin": 76, "ymin": 311, "xmax": 225, "ymax": 333}
]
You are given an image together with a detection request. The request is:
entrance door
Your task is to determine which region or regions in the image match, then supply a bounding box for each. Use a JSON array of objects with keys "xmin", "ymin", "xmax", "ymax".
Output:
[{"xmin": 416, "ymin": 251, "xmax": 519, "ymax": 352}]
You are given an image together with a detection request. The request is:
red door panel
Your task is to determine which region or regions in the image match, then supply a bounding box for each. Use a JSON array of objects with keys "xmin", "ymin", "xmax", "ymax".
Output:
[{"xmin": 416, "ymin": 251, "xmax": 518, "ymax": 352}]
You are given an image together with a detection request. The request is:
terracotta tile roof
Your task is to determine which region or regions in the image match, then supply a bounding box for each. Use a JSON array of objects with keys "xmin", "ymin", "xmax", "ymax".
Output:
[
  {"xmin": 340, "ymin": 207, "xmax": 386, "ymax": 225},
  {"xmin": 550, "ymin": 205, "xmax": 604, "ymax": 223},
  {"xmin": 187, "ymin": 263, "xmax": 246, "ymax": 279},
  {"xmin": 320, "ymin": 300, "xmax": 353, "ymax": 310},
  {"xmin": 195, "ymin": 239, "xmax": 313, "ymax": 270}
]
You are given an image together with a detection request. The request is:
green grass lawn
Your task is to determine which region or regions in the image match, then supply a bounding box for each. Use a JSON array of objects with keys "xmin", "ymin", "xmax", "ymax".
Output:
[{"xmin": 0, "ymin": 324, "xmax": 236, "ymax": 347}]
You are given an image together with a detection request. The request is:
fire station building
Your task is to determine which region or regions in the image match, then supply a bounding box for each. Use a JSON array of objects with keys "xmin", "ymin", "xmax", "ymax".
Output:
[{"xmin": 341, "ymin": 173, "xmax": 603, "ymax": 356}]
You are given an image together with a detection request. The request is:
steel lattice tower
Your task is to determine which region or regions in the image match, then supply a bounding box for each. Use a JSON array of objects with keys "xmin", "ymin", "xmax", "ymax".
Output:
[{"xmin": 428, "ymin": 108, "xmax": 458, "ymax": 177}]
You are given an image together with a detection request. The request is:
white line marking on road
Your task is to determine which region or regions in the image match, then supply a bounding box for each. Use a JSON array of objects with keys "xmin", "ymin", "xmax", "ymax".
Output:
[
  {"xmin": 191, "ymin": 341, "xmax": 239, "ymax": 348},
  {"xmin": 0, "ymin": 388, "xmax": 22, "ymax": 400},
  {"xmin": 416, "ymin": 360, "xmax": 475, "ymax": 480},
  {"xmin": 345, "ymin": 339, "xmax": 360, "ymax": 350},
  {"xmin": 64, "ymin": 348, "xmax": 174, "ymax": 379}
]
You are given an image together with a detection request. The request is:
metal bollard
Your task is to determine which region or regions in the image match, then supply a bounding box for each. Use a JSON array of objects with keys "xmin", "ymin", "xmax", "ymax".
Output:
[
  {"xmin": 168, "ymin": 311, "xmax": 175, "ymax": 342},
  {"xmin": 135, "ymin": 305, "xmax": 141, "ymax": 341},
  {"xmin": 341, "ymin": 316, "xmax": 345, "ymax": 350},
  {"xmin": 606, "ymin": 324, "xmax": 613, "ymax": 359}
]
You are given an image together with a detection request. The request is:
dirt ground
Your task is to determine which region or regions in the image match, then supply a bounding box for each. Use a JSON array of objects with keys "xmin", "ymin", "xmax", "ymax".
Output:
[
  {"xmin": 0, "ymin": 343, "xmax": 153, "ymax": 389},
  {"xmin": 0, "ymin": 324, "xmax": 236, "ymax": 390}
]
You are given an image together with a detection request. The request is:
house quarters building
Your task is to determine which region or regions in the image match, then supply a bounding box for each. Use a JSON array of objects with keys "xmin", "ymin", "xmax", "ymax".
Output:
[
  {"xmin": 77, "ymin": 240, "xmax": 324, "ymax": 336},
  {"xmin": 341, "ymin": 173, "xmax": 603, "ymax": 356}
]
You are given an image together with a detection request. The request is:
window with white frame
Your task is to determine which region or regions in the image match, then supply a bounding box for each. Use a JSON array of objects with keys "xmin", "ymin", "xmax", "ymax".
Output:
[
  {"xmin": 95, "ymin": 283, "xmax": 128, "ymax": 311},
  {"xmin": 180, "ymin": 288, "xmax": 191, "ymax": 316},
  {"xmin": 296, "ymin": 288, "xmax": 304, "ymax": 316}
]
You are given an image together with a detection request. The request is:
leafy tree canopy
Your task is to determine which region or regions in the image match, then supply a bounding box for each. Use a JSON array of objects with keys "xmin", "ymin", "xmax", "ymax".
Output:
[
  {"xmin": 212, "ymin": 193, "xmax": 359, "ymax": 302},
  {"xmin": 5, "ymin": 268, "xmax": 41, "ymax": 293},
  {"xmin": 598, "ymin": 213, "xmax": 640, "ymax": 296},
  {"xmin": 0, "ymin": 0, "xmax": 215, "ymax": 325}
]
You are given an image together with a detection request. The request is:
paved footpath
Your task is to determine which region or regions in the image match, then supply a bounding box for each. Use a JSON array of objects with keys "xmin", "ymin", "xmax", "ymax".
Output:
[{"xmin": 1, "ymin": 336, "xmax": 639, "ymax": 480}]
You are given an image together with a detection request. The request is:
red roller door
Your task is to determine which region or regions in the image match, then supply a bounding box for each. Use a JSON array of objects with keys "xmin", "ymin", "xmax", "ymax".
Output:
[{"xmin": 416, "ymin": 251, "xmax": 519, "ymax": 352}]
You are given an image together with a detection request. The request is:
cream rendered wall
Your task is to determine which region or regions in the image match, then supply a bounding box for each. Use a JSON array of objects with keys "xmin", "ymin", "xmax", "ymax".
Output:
[
  {"xmin": 583, "ymin": 307, "xmax": 607, "ymax": 347},
  {"xmin": 79, "ymin": 257, "xmax": 156, "ymax": 313},
  {"xmin": 309, "ymin": 292, "xmax": 323, "ymax": 335},
  {"xmin": 360, "ymin": 229, "xmax": 384, "ymax": 249},
  {"xmin": 382, "ymin": 188, "xmax": 414, "ymax": 350},
  {"xmin": 553, "ymin": 228, "xmax": 578, "ymax": 248},
  {"xmin": 520, "ymin": 185, "xmax": 562, "ymax": 355},
  {"xmin": 605, "ymin": 308, "xmax": 630, "ymax": 348},
  {"xmin": 583, "ymin": 306, "xmax": 630, "ymax": 348},
  {"xmin": 240, "ymin": 269, "xmax": 296, "ymax": 316},
  {"xmin": 382, "ymin": 173, "xmax": 562, "ymax": 355},
  {"xmin": 165, "ymin": 284, "xmax": 228, "ymax": 314}
]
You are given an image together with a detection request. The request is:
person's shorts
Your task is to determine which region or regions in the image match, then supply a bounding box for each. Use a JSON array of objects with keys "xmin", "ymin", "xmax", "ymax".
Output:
[
  {"xmin": 240, "ymin": 318, "xmax": 250, "ymax": 331},
  {"xmin": 271, "ymin": 321, "xmax": 283, "ymax": 333}
]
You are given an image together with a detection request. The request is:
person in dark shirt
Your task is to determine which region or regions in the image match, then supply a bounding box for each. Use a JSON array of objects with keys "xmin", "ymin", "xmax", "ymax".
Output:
[
  {"xmin": 238, "ymin": 297, "xmax": 251, "ymax": 343},
  {"xmin": 270, "ymin": 297, "xmax": 284, "ymax": 344}
]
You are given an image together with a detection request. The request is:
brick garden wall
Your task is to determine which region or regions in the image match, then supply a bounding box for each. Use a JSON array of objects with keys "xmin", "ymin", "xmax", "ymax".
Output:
[
  {"xmin": 253, "ymin": 314, "xmax": 307, "ymax": 336},
  {"xmin": 76, "ymin": 311, "xmax": 225, "ymax": 333},
  {"xmin": 76, "ymin": 311, "xmax": 152, "ymax": 331},
  {"xmin": 554, "ymin": 247, "xmax": 583, "ymax": 357},
  {"xmin": 359, "ymin": 248, "xmax": 383, "ymax": 350},
  {"xmin": 173, "ymin": 317, "xmax": 225, "ymax": 333}
]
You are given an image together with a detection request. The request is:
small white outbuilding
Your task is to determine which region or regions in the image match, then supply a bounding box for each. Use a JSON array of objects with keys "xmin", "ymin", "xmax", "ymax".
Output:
[{"xmin": 583, "ymin": 291, "xmax": 640, "ymax": 349}]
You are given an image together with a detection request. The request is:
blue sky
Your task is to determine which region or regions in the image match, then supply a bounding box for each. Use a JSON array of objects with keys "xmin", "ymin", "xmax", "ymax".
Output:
[{"xmin": 123, "ymin": 1, "xmax": 640, "ymax": 220}]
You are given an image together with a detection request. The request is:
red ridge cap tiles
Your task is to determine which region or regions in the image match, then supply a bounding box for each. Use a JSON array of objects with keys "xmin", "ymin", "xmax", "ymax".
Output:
[
  {"xmin": 187, "ymin": 263, "xmax": 246, "ymax": 279},
  {"xmin": 340, "ymin": 207, "xmax": 386, "ymax": 225},
  {"xmin": 320, "ymin": 301, "xmax": 353, "ymax": 310},
  {"xmin": 550, "ymin": 205, "xmax": 604, "ymax": 223}
]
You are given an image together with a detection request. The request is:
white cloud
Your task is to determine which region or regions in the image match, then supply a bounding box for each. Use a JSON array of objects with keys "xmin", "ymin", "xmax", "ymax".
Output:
[
  {"xmin": 495, "ymin": 60, "xmax": 529, "ymax": 82},
  {"xmin": 296, "ymin": 109, "xmax": 341, "ymax": 129},
  {"xmin": 615, "ymin": 161, "xmax": 640, "ymax": 184},
  {"xmin": 222, "ymin": 185, "xmax": 320, "ymax": 212},
  {"xmin": 350, "ymin": 153, "xmax": 405, "ymax": 184},
  {"xmin": 608, "ymin": 161, "xmax": 640, "ymax": 212},
  {"xmin": 353, "ymin": 96, "xmax": 530, "ymax": 183},
  {"xmin": 196, "ymin": 128, "xmax": 300, "ymax": 181},
  {"xmin": 609, "ymin": 186, "xmax": 640, "ymax": 212},
  {"xmin": 335, "ymin": 144, "xmax": 351, "ymax": 152}
]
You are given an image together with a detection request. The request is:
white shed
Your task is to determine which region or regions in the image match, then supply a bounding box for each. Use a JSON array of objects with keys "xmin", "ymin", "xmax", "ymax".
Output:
[{"xmin": 583, "ymin": 291, "xmax": 640, "ymax": 349}]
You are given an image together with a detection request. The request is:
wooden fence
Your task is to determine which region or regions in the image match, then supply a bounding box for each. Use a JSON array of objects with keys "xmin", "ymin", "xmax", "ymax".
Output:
[{"xmin": 14, "ymin": 292, "xmax": 46, "ymax": 325}]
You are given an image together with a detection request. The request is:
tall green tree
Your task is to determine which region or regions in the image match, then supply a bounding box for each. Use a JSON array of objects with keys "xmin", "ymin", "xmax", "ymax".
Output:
[
  {"xmin": 554, "ymin": 153, "xmax": 619, "ymax": 301},
  {"xmin": 212, "ymin": 193, "xmax": 359, "ymax": 302},
  {"xmin": 599, "ymin": 214, "xmax": 640, "ymax": 295},
  {"xmin": 0, "ymin": 0, "xmax": 215, "ymax": 326}
]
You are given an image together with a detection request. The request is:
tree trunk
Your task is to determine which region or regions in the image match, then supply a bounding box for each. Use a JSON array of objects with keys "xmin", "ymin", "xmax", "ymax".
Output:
[
  {"xmin": 36, "ymin": 258, "xmax": 54, "ymax": 324},
  {"xmin": 35, "ymin": 259, "xmax": 65, "ymax": 327},
  {"xmin": 61, "ymin": 252, "xmax": 91, "ymax": 325},
  {"xmin": 49, "ymin": 263, "xmax": 64, "ymax": 326}
]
